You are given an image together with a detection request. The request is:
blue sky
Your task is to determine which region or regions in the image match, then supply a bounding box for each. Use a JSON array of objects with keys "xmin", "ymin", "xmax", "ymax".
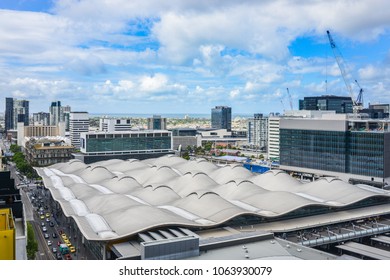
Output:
[{"xmin": 0, "ymin": 0, "xmax": 389, "ymax": 115}]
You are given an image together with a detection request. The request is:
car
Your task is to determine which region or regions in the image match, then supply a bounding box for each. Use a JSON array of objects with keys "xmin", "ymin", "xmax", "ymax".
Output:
[
  {"xmin": 65, "ymin": 254, "xmax": 72, "ymax": 260},
  {"xmin": 45, "ymin": 218, "xmax": 50, "ymax": 222},
  {"xmin": 52, "ymin": 247, "xmax": 57, "ymax": 253},
  {"xmin": 61, "ymin": 233, "xmax": 67, "ymax": 240},
  {"xmin": 65, "ymin": 241, "xmax": 72, "ymax": 248},
  {"xmin": 41, "ymin": 222, "xmax": 45, "ymax": 227},
  {"xmin": 49, "ymin": 222, "xmax": 55, "ymax": 227},
  {"xmin": 45, "ymin": 213, "xmax": 51, "ymax": 218},
  {"xmin": 44, "ymin": 205, "xmax": 49, "ymax": 210},
  {"xmin": 44, "ymin": 233, "xmax": 49, "ymax": 239},
  {"xmin": 40, "ymin": 215, "xmax": 45, "ymax": 220},
  {"xmin": 42, "ymin": 226, "xmax": 47, "ymax": 232},
  {"xmin": 69, "ymin": 246, "xmax": 76, "ymax": 253},
  {"xmin": 52, "ymin": 232, "xmax": 57, "ymax": 238},
  {"xmin": 56, "ymin": 253, "xmax": 62, "ymax": 260},
  {"xmin": 47, "ymin": 240, "xmax": 52, "ymax": 246}
]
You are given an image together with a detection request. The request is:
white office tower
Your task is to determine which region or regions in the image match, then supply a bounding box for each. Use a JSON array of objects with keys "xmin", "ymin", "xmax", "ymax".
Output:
[
  {"xmin": 247, "ymin": 114, "xmax": 268, "ymax": 151},
  {"xmin": 69, "ymin": 112, "xmax": 89, "ymax": 149},
  {"xmin": 267, "ymin": 114, "xmax": 280, "ymax": 161},
  {"xmin": 99, "ymin": 118, "xmax": 132, "ymax": 132}
]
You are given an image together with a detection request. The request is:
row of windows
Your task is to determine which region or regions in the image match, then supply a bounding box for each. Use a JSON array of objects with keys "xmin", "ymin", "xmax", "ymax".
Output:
[
  {"xmin": 85, "ymin": 137, "xmax": 171, "ymax": 153},
  {"xmin": 280, "ymin": 129, "xmax": 386, "ymax": 177}
]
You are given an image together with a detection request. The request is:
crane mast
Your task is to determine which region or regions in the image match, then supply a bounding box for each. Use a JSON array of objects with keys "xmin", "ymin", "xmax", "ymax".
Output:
[{"xmin": 326, "ymin": 30, "xmax": 362, "ymax": 112}]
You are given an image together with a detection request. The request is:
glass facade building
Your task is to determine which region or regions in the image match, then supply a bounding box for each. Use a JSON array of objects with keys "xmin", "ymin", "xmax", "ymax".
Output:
[
  {"xmin": 280, "ymin": 128, "xmax": 390, "ymax": 179},
  {"xmin": 81, "ymin": 131, "xmax": 172, "ymax": 154},
  {"xmin": 211, "ymin": 106, "xmax": 231, "ymax": 131},
  {"xmin": 299, "ymin": 95, "xmax": 353, "ymax": 113}
]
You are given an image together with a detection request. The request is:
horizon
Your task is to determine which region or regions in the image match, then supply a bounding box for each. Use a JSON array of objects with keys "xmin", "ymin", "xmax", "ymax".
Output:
[{"xmin": 0, "ymin": 0, "xmax": 389, "ymax": 114}]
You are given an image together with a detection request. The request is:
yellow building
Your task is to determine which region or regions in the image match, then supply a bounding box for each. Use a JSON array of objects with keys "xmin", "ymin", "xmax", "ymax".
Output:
[{"xmin": 0, "ymin": 208, "xmax": 15, "ymax": 260}]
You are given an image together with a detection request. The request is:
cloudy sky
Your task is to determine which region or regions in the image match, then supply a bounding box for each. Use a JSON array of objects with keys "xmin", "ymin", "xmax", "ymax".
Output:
[{"xmin": 0, "ymin": 0, "xmax": 389, "ymax": 115}]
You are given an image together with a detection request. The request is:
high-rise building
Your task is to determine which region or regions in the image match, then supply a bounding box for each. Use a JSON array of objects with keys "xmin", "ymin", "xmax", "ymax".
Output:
[
  {"xmin": 69, "ymin": 112, "xmax": 89, "ymax": 149},
  {"xmin": 211, "ymin": 106, "xmax": 231, "ymax": 131},
  {"xmin": 299, "ymin": 95, "xmax": 353, "ymax": 113},
  {"xmin": 147, "ymin": 115, "xmax": 167, "ymax": 130},
  {"xmin": 267, "ymin": 114, "xmax": 280, "ymax": 161},
  {"xmin": 5, "ymin": 97, "xmax": 14, "ymax": 131},
  {"xmin": 50, "ymin": 101, "xmax": 62, "ymax": 126},
  {"xmin": 247, "ymin": 114, "xmax": 268, "ymax": 151},
  {"xmin": 13, "ymin": 99, "xmax": 29, "ymax": 128},
  {"xmin": 62, "ymin": 105, "xmax": 71, "ymax": 131},
  {"xmin": 279, "ymin": 113, "xmax": 390, "ymax": 185},
  {"xmin": 5, "ymin": 98, "xmax": 29, "ymax": 131},
  {"xmin": 100, "ymin": 118, "xmax": 132, "ymax": 132}
]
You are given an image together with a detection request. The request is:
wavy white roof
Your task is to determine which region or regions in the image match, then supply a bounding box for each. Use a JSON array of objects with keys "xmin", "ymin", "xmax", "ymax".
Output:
[{"xmin": 35, "ymin": 155, "xmax": 390, "ymax": 241}]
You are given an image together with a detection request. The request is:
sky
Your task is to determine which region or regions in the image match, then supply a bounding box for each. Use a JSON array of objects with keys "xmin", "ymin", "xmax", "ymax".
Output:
[{"xmin": 0, "ymin": 0, "xmax": 389, "ymax": 115}]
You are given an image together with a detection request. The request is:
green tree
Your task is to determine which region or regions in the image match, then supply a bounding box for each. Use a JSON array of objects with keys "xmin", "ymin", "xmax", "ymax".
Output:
[
  {"xmin": 182, "ymin": 151, "xmax": 190, "ymax": 160},
  {"xmin": 9, "ymin": 144, "xmax": 21, "ymax": 153},
  {"xmin": 26, "ymin": 222, "xmax": 38, "ymax": 260}
]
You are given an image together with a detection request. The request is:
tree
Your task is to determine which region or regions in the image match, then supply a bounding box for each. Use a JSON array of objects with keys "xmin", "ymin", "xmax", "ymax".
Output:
[
  {"xmin": 182, "ymin": 151, "xmax": 190, "ymax": 160},
  {"xmin": 26, "ymin": 222, "xmax": 38, "ymax": 260}
]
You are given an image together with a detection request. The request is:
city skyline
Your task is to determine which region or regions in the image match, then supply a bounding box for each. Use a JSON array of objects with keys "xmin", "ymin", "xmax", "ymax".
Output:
[{"xmin": 0, "ymin": 1, "xmax": 389, "ymax": 114}]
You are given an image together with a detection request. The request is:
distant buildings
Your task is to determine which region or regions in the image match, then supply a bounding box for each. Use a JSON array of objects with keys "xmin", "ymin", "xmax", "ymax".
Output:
[
  {"xmin": 171, "ymin": 128, "xmax": 198, "ymax": 150},
  {"xmin": 33, "ymin": 112, "xmax": 50, "ymax": 126},
  {"xmin": 299, "ymin": 95, "xmax": 353, "ymax": 113},
  {"xmin": 211, "ymin": 106, "xmax": 231, "ymax": 131},
  {"xmin": 69, "ymin": 112, "xmax": 89, "ymax": 149},
  {"xmin": 147, "ymin": 115, "xmax": 167, "ymax": 130},
  {"xmin": 100, "ymin": 118, "xmax": 132, "ymax": 132},
  {"xmin": 247, "ymin": 114, "xmax": 268, "ymax": 152}
]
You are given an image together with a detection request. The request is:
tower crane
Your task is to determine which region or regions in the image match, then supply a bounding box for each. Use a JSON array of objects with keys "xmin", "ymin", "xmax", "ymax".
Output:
[
  {"xmin": 355, "ymin": 79, "xmax": 364, "ymax": 107},
  {"xmin": 326, "ymin": 30, "xmax": 363, "ymax": 112},
  {"xmin": 286, "ymin": 88, "xmax": 293, "ymax": 110}
]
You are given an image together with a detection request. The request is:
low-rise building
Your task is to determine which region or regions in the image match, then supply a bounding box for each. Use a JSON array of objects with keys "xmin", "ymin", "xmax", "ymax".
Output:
[
  {"xmin": 24, "ymin": 137, "xmax": 74, "ymax": 166},
  {"xmin": 74, "ymin": 130, "xmax": 174, "ymax": 163}
]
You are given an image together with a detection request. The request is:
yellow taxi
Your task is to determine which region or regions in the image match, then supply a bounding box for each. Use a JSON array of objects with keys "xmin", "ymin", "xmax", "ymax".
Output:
[
  {"xmin": 45, "ymin": 213, "xmax": 51, "ymax": 218},
  {"xmin": 40, "ymin": 215, "xmax": 45, "ymax": 220},
  {"xmin": 69, "ymin": 246, "xmax": 76, "ymax": 253},
  {"xmin": 65, "ymin": 241, "xmax": 72, "ymax": 248},
  {"xmin": 61, "ymin": 233, "xmax": 67, "ymax": 240}
]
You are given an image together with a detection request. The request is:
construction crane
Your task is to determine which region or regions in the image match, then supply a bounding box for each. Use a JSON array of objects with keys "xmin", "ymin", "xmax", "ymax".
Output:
[
  {"xmin": 355, "ymin": 79, "xmax": 364, "ymax": 107},
  {"xmin": 326, "ymin": 30, "xmax": 363, "ymax": 112},
  {"xmin": 286, "ymin": 88, "xmax": 293, "ymax": 110}
]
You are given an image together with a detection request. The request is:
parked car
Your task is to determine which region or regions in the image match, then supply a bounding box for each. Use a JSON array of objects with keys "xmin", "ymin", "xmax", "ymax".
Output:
[{"xmin": 52, "ymin": 232, "xmax": 57, "ymax": 238}]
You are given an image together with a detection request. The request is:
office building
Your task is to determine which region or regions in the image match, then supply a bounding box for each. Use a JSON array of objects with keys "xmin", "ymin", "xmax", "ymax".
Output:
[
  {"xmin": 360, "ymin": 104, "xmax": 390, "ymax": 119},
  {"xmin": 69, "ymin": 112, "xmax": 89, "ymax": 149},
  {"xmin": 147, "ymin": 115, "xmax": 167, "ymax": 130},
  {"xmin": 247, "ymin": 114, "xmax": 268, "ymax": 151},
  {"xmin": 62, "ymin": 105, "xmax": 71, "ymax": 131},
  {"xmin": 4, "ymin": 98, "xmax": 29, "ymax": 131},
  {"xmin": 5, "ymin": 98, "xmax": 14, "ymax": 131},
  {"xmin": 267, "ymin": 114, "xmax": 280, "ymax": 161},
  {"xmin": 75, "ymin": 130, "xmax": 173, "ymax": 163},
  {"xmin": 171, "ymin": 128, "xmax": 198, "ymax": 150},
  {"xmin": 211, "ymin": 106, "xmax": 231, "ymax": 131},
  {"xmin": 299, "ymin": 95, "xmax": 353, "ymax": 113},
  {"xmin": 99, "ymin": 118, "xmax": 132, "ymax": 132},
  {"xmin": 279, "ymin": 113, "xmax": 390, "ymax": 185},
  {"xmin": 50, "ymin": 101, "xmax": 62, "ymax": 126}
]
